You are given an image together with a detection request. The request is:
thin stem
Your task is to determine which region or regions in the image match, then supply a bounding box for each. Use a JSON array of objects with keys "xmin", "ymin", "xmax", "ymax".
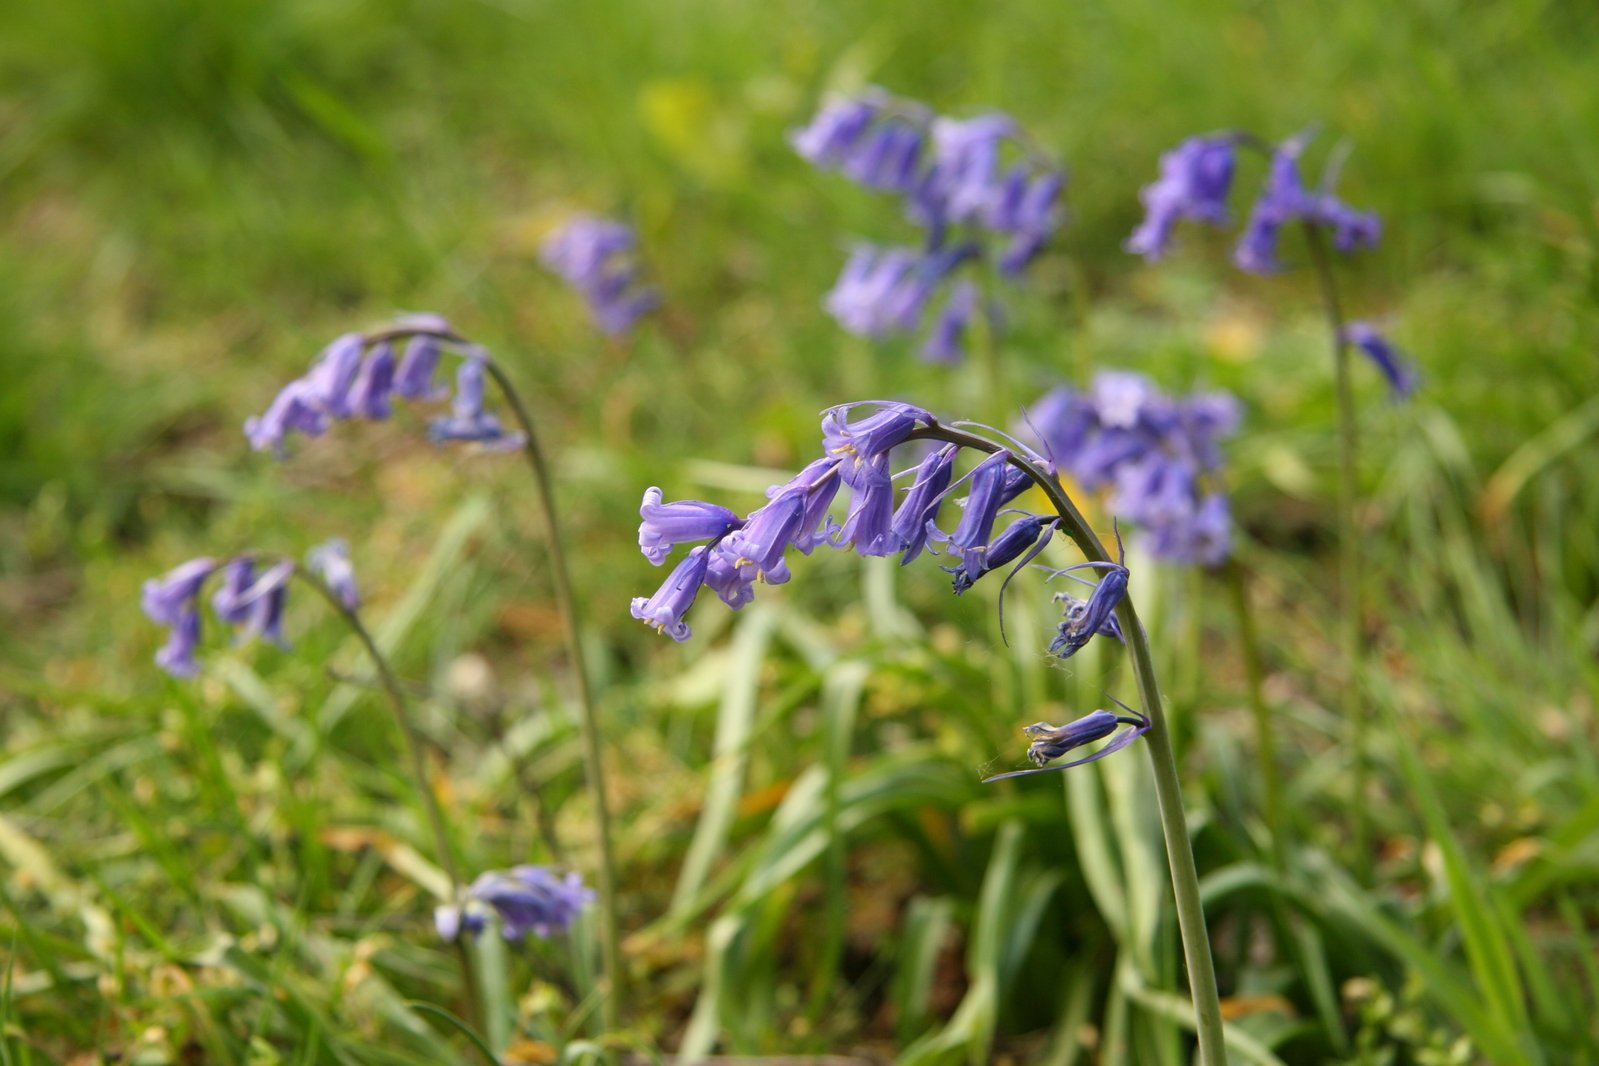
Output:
[
  {"xmin": 1221, "ymin": 558, "xmax": 1284, "ymax": 857},
  {"xmin": 1302, "ymin": 223, "xmax": 1368, "ymax": 880},
  {"xmin": 907, "ymin": 424, "xmax": 1229, "ymax": 1066},
  {"xmin": 480, "ymin": 359, "xmax": 624, "ymax": 1033},
  {"xmin": 291, "ymin": 568, "xmax": 483, "ymax": 1030}
]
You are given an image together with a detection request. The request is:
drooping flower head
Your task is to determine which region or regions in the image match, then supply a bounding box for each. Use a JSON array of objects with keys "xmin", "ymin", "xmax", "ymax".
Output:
[
  {"xmin": 245, "ymin": 317, "xmax": 526, "ymax": 455},
  {"xmin": 1233, "ymin": 132, "xmax": 1380, "ymax": 274},
  {"xmin": 143, "ymin": 540, "xmax": 359, "ymax": 677},
  {"xmin": 435, "ymin": 866, "xmax": 594, "ymax": 943},
  {"xmin": 539, "ymin": 214, "xmax": 660, "ymax": 336}
]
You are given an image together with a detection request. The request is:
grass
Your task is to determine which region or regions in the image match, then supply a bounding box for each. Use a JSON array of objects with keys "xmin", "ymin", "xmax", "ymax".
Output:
[{"xmin": 3, "ymin": 0, "xmax": 1599, "ymax": 1061}]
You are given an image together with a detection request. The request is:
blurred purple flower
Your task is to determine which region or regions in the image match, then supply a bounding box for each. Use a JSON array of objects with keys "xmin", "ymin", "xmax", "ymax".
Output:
[
  {"xmin": 308, "ymin": 538, "xmax": 360, "ymax": 610},
  {"xmin": 1235, "ymin": 133, "xmax": 1380, "ymax": 273},
  {"xmin": 427, "ymin": 357, "xmax": 526, "ymax": 451},
  {"xmin": 1026, "ymin": 371, "xmax": 1239, "ymax": 566},
  {"xmin": 1127, "ymin": 135, "xmax": 1237, "ymax": 261},
  {"xmin": 437, "ymin": 866, "xmax": 594, "ymax": 943},
  {"xmin": 539, "ymin": 214, "xmax": 659, "ymax": 336},
  {"xmin": 920, "ymin": 281, "xmax": 978, "ymax": 365},
  {"xmin": 1342, "ymin": 322, "xmax": 1418, "ymax": 399}
]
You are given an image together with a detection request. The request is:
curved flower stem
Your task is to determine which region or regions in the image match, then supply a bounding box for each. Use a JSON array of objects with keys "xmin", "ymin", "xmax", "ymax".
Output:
[
  {"xmin": 290, "ymin": 567, "xmax": 483, "ymax": 1031},
  {"xmin": 907, "ymin": 424, "xmax": 1229, "ymax": 1066},
  {"xmin": 1302, "ymin": 224, "xmax": 1368, "ymax": 880},
  {"xmin": 479, "ymin": 359, "xmax": 624, "ymax": 1033},
  {"xmin": 1222, "ymin": 558, "xmax": 1284, "ymax": 858}
]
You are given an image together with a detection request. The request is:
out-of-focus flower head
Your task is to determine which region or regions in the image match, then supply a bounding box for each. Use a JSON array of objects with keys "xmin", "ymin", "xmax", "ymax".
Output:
[
  {"xmin": 143, "ymin": 540, "xmax": 359, "ymax": 677},
  {"xmin": 1126, "ymin": 135, "xmax": 1238, "ymax": 261},
  {"xmin": 245, "ymin": 317, "xmax": 526, "ymax": 455},
  {"xmin": 793, "ymin": 88, "xmax": 1065, "ymax": 363},
  {"xmin": 1233, "ymin": 132, "xmax": 1380, "ymax": 274},
  {"xmin": 539, "ymin": 214, "xmax": 660, "ymax": 336},
  {"xmin": 435, "ymin": 866, "xmax": 594, "ymax": 943},
  {"xmin": 1026, "ymin": 370, "xmax": 1240, "ymax": 567}
]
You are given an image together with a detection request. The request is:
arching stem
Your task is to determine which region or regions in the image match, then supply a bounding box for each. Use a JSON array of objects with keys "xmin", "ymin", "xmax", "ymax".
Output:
[
  {"xmin": 907, "ymin": 424, "xmax": 1229, "ymax": 1066},
  {"xmin": 291, "ymin": 567, "xmax": 483, "ymax": 1031}
]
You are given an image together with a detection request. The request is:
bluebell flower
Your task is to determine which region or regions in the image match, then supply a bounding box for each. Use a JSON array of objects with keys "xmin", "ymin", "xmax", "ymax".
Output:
[
  {"xmin": 630, "ymin": 547, "xmax": 711, "ymax": 641},
  {"xmin": 945, "ymin": 449, "xmax": 1013, "ymax": 581},
  {"xmin": 921, "ymin": 281, "xmax": 977, "ymax": 365},
  {"xmin": 1025, "ymin": 371, "xmax": 1240, "ymax": 566},
  {"xmin": 794, "ymin": 89, "xmax": 1064, "ymax": 364},
  {"xmin": 822, "ymin": 400, "xmax": 935, "ymax": 486},
  {"xmin": 890, "ymin": 444, "xmax": 957, "ymax": 563},
  {"xmin": 436, "ymin": 866, "xmax": 594, "ymax": 943},
  {"xmin": 145, "ymin": 545, "xmax": 363, "ymax": 676},
  {"xmin": 394, "ymin": 335, "xmax": 446, "ymax": 400},
  {"xmin": 539, "ymin": 214, "xmax": 659, "ymax": 336},
  {"xmin": 1127, "ymin": 135, "xmax": 1237, "ymax": 261},
  {"xmin": 1049, "ymin": 592, "xmax": 1125, "ymax": 654},
  {"xmin": 247, "ymin": 318, "xmax": 525, "ymax": 455},
  {"xmin": 1342, "ymin": 322, "xmax": 1418, "ymax": 399},
  {"xmin": 1235, "ymin": 133, "xmax": 1380, "ymax": 273},
  {"xmin": 638, "ymin": 488, "xmax": 744, "ymax": 566},
  {"xmin": 835, "ymin": 458, "xmax": 899, "ymax": 556},
  {"xmin": 307, "ymin": 538, "xmax": 360, "ymax": 610},
  {"xmin": 427, "ymin": 357, "xmax": 527, "ymax": 451},
  {"xmin": 982, "ymin": 699, "xmax": 1151, "ymax": 781},
  {"xmin": 946, "ymin": 513, "xmax": 1055, "ymax": 594}
]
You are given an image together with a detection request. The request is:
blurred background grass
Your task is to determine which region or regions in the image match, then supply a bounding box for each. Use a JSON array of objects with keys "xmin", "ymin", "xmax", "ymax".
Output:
[{"xmin": 2, "ymin": 0, "xmax": 1598, "ymax": 1061}]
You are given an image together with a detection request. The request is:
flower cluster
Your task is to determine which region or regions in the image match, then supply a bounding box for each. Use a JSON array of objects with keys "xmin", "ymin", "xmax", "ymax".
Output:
[
  {"xmin": 792, "ymin": 89, "xmax": 1065, "ymax": 363},
  {"xmin": 632, "ymin": 400, "xmax": 1129, "ymax": 674},
  {"xmin": 435, "ymin": 866, "xmax": 594, "ymax": 943},
  {"xmin": 142, "ymin": 540, "xmax": 357, "ymax": 677},
  {"xmin": 245, "ymin": 315, "xmax": 525, "ymax": 455},
  {"xmin": 539, "ymin": 215, "xmax": 660, "ymax": 336},
  {"xmin": 1127, "ymin": 131, "xmax": 1378, "ymax": 270},
  {"xmin": 1027, "ymin": 371, "xmax": 1240, "ymax": 567}
]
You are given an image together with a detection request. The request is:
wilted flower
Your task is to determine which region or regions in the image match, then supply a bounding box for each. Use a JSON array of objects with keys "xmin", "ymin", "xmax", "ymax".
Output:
[
  {"xmin": 946, "ymin": 514, "xmax": 1057, "ymax": 594},
  {"xmin": 1342, "ymin": 322, "xmax": 1418, "ymax": 399},
  {"xmin": 539, "ymin": 214, "xmax": 659, "ymax": 335},
  {"xmin": 436, "ymin": 866, "xmax": 594, "ymax": 943},
  {"xmin": 982, "ymin": 698, "xmax": 1151, "ymax": 781}
]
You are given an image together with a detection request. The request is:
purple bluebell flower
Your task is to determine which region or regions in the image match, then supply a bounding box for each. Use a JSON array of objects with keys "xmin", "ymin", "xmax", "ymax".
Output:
[
  {"xmin": 841, "ymin": 121, "xmax": 925, "ymax": 194},
  {"xmin": 1235, "ymin": 132, "xmax": 1381, "ymax": 273},
  {"xmin": 142, "ymin": 557, "xmax": 218, "ymax": 628},
  {"xmin": 790, "ymin": 95, "xmax": 882, "ymax": 169},
  {"xmin": 705, "ymin": 551, "xmax": 760, "ymax": 609},
  {"xmin": 890, "ymin": 444, "xmax": 957, "ymax": 563},
  {"xmin": 946, "ymin": 513, "xmax": 1055, "ymax": 594},
  {"xmin": 244, "ymin": 379, "xmax": 331, "ymax": 454},
  {"xmin": 928, "ymin": 114, "xmax": 1017, "ymax": 224},
  {"xmin": 638, "ymin": 488, "xmax": 744, "ymax": 566},
  {"xmin": 155, "ymin": 605, "xmax": 204, "ymax": 678},
  {"xmin": 302, "ymin": 333, "xmax": 366, "ymax": 419},
  {"xmin": 719, "ymin": 487, "xmax": 807, "ymax": 580},
  {"xmin": 1342, "ymin": 322, "xmax": 1418, "ymax": 399},
  {"xmin": 787, "ymin": 458, "xmax": 844, "ymax": 555},
  {"xmin": 920, "ymin": 281, "xmax": 977, "ymax": 365},
  {"xmin": 539, "ymin": 214, "xmax": 658, "ymax": 336},
  {"xmin": 347, "ymin": 342, "xmax": 395, "ymax": 421},
  {"xmin": 210, "ymin": 558, "xmax": 258, "ymax": 624},
  {"xmin": 1024, "ymin": 371, "xmax": 1239, "ymax": 566},
  {"xmin": 1127, "ymin": 135, "xmax": 1238, "ymax": 261},
  {"xmin": 1047, "ymin": 540, "xmax": 1130, "ymax": 659},
  {"xmin": 1050, "ymin": 592, "xmax": 1125, "ymax": 653},
  {"xmin": 995, "ymin": 171, "xmax": 1065, "ymax": 275},
  {"xmin": 427, "ymin": 357, "xmax": 527, "ymax": 450},
  {"xmin": 394, "ymin": 335, "xmax": 446, "ymax": 400},
  {"xmin": 835, "ymin": 459, "xmax": 899, "ymax": 556},
  {"xmin": 824, "ymin": 244, "xmax": 975, "ymax": 341},
  {"xmin": 437, "ymin": 866, "xmax": 594, "ymax": 943},
  {"xmin": 822, "ymin": 401, "xmax": 934, "ymax": 487},
  {"xmin": 945, "ymin": 449, "xmax": 1013, "ymax": 580},
  {"xmin": 236, "ymin": 560, "xmax": 294, "ymax": 648},
  {"xmin": 983, "ymin": 698, "xmax": 1151, "ymax": 781},
  {"xmin": 308, "ymin": 538, "xmax": 360, "ymax": 610},
  {"xmin": 630, "ymin": 547, "xmax": 711, "ymax": 641}
]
